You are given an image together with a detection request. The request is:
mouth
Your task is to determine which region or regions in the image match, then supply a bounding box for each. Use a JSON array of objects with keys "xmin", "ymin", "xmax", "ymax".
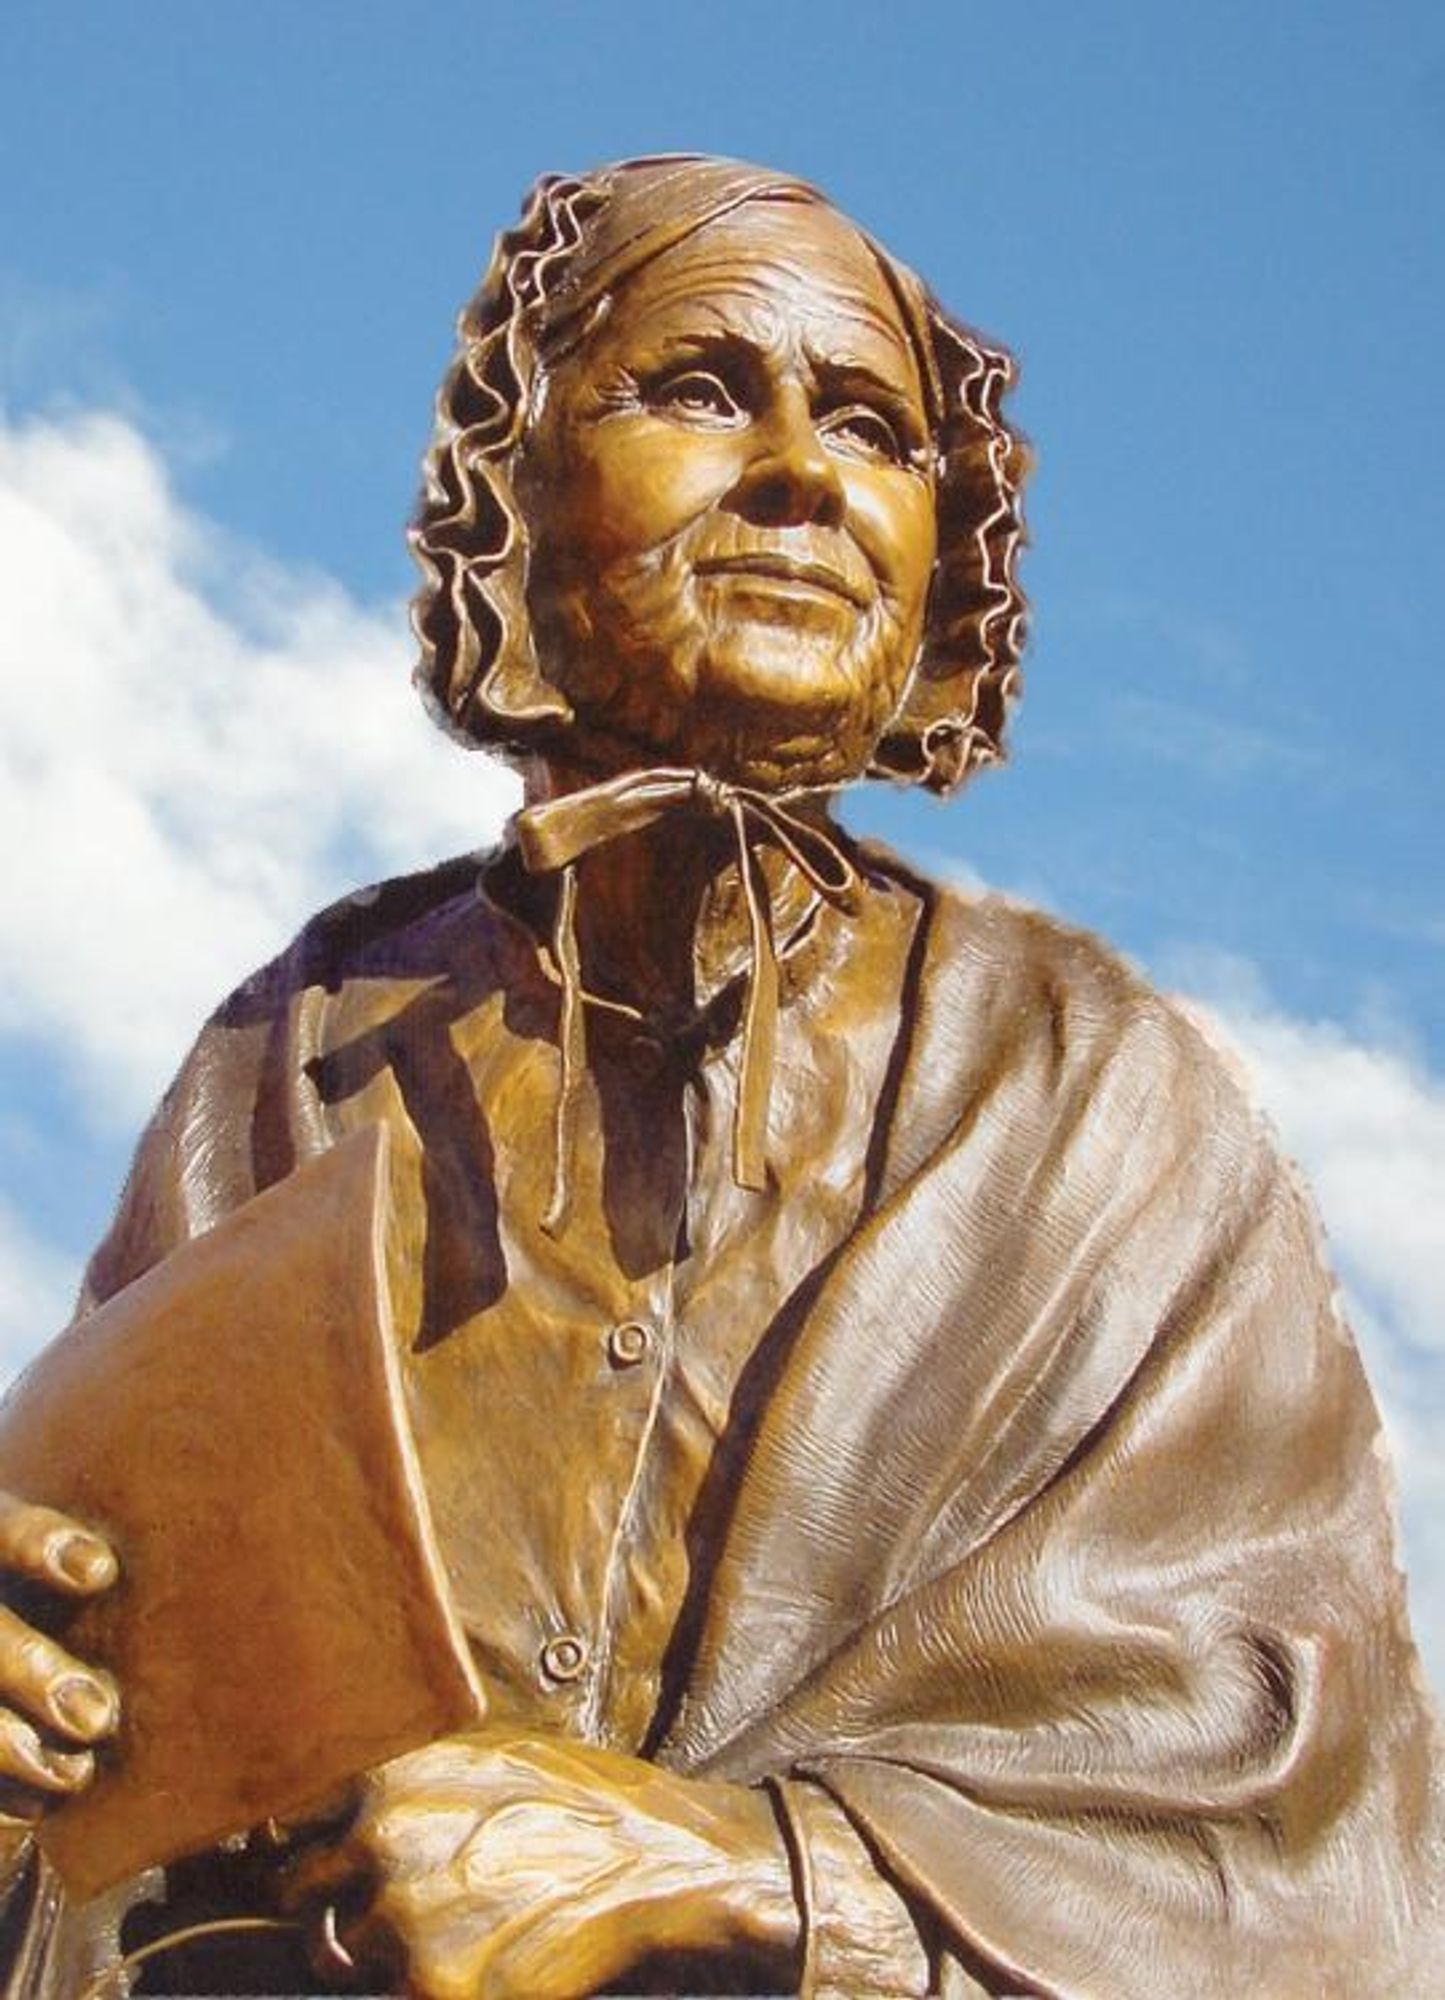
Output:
[{"xmin": 693, "ymin": 552, "xmax": 869, "ymax": 609}]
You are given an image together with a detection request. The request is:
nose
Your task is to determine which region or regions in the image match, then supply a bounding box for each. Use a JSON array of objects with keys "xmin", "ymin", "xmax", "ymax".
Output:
[{"xmin": 728, "ymin": 385, "xmax": 846, "ymax": 528}]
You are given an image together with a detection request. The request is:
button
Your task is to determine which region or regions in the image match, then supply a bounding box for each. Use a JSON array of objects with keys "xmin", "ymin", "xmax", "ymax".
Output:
[
  {"xmin": 539, "ymin": 1633, "xmax": 589, "ymax": 1684},
  {"xmin": 607, "ymin": 1320, "xmax": 652, "ymax": 1368}
]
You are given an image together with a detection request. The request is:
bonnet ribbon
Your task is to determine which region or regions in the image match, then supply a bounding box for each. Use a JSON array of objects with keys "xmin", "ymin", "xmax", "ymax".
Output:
[{"xmin": 513, "ymin": 767, "xmax": 860, "ymax": 1234}]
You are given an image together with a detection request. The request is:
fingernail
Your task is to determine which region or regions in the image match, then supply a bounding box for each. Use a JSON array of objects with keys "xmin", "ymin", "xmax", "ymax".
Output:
[
  {"xmin": 14, "ymin": 1726, "xmax": 90, "ymax": 1789},
  {"xmin": 55, "ymin": 1535, "xmax": 117, "ymax": 1590},
  {"xmin": 53, "ymin": 1675, "xmax": 116, "ymax": 1738},
  {"xmin": 42, "ymin": 1745, "xmax": 93, "ymax": 1788}
]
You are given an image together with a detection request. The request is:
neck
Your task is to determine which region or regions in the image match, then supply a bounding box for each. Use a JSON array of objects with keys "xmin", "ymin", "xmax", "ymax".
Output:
[{"xmin": 524, "ymin": 753, "xmax": 745, "ymax": 1019}]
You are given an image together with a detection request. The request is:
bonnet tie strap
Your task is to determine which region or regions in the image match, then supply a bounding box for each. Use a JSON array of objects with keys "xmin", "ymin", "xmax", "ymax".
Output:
[{"xmin": 513, "ymin": 768, "xmax": 859, "ymax": 1234}]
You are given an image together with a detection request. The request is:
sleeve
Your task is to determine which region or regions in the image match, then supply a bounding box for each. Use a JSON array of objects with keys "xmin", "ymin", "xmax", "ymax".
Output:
[
  {"xmin": 772, "ymin": 1779, "xmax": 934, "ymax": 1996},
  {"xmin": 78, "ymin": 951, "xmax": 317, "ymax": 1313}
]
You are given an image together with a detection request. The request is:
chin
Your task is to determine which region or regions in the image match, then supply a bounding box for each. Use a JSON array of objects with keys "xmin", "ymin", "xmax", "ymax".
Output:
[
  {"xmin": 699, "ymin": 628, "xmax": 873, "ymax": 707},
  {"xmin": 629, "ymin": 668, "xmax": 900, "ymax": 791},
  {"xmin": 548, "ymin": 583, "xmax": 914, "ymax": 791},
  {"xmin": 688, "ymin": 632, "xmax": 908, "ymax": 788}
]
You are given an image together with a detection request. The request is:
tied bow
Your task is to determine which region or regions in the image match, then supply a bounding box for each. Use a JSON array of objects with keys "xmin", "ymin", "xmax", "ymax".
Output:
[{"xmin": 513, "ymin": 767, "xmax": 861, "ymax": 1235}]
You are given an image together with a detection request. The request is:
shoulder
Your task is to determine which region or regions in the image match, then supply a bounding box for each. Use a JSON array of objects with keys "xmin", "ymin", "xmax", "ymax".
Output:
[
  {"xmin": 863, "ymin": 839, "xmax": 1201, "ymax": 1065},
  {"xmin": 81, "ymin": 850, "xmax": 519, "ymax": 1303},
  {"xmin": 860, "ymin": 845, "xmax": 1269, "ymax": 1187},
  {"xmin": 214, "ymin": 847, "xmax": 508, "ymax": 1029}
]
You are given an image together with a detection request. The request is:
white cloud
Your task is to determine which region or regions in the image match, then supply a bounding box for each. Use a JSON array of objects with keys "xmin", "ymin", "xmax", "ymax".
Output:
[
  {"xmin": 1170, "ymin": 952, "xmax": 1445, "ymax": 1693},
  {"xmin": 0, "ymin": 408, "xmax": 519, "ymax": 1126},
  {"xmin": 1171, "ymin": 953, "xmax": 1445, "ymax": 1344}
]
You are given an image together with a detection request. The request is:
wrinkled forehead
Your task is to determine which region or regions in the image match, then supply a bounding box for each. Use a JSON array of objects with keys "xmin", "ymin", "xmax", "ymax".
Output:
[
  {"xmin": 576, "ymin": 207, "xmax": 927, "ymax": 412},
  {"xmin": 534, "ymin": 155, "xmax": 944, "ymax": 421}
]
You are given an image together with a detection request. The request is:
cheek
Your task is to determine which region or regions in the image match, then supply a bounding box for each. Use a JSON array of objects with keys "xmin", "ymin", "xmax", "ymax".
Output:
[
  {"xmin": 562, "ymin": 422, "xmax": 741, "ymax": 566},
  {"xmin": 845, "ymin": 474, "xmax": 937, "ymax": 618}
]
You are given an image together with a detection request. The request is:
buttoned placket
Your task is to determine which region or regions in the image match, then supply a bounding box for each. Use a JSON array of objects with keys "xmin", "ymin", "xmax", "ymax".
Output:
[
  {"xmin": 510, "ymin": 1268, "xmax": 677, "ymax": 1722},
  {"xmin": 529, "ymin": 881, "xmax": 880, "ymax": 1745},
  {"xmin": 382, "ymin": 847, "xmax": 905, "ymax": 1743},
  {"xmin": 511, "ymin": 1218, "xmax": 680, "ymax": 1722},
  {"xmin": 575, "ymin": 1281, "xmax": 677, "ymax": 1738},
  {"xmin": 582, "ymin": 1045, "xmax": 725, "ymax": 1744}
]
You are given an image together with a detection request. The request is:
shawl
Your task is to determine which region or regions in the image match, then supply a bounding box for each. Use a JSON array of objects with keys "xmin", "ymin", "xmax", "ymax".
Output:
[{"xmin": 12, "ymin": 850, "xmax": 1443, "ymax": 1996}]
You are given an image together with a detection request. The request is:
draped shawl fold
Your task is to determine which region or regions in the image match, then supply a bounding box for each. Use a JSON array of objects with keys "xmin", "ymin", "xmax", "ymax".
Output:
[{"xmin": 27, "ymin": 852, "xmax": 1445, "ymax": 1995}]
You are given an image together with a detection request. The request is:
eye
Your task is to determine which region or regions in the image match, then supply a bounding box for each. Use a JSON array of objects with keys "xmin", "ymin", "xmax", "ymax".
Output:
[
  {"xmin": 819, "ymin": 402, "xmax": 910, "ymax": 466},
  {"xmin": 648, "ymin": 369, "xmax": 744, "ymax": 427}
]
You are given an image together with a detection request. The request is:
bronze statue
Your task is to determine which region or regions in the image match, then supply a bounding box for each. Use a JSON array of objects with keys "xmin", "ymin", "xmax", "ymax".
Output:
[{"xmin": 0, "ymin": 156, "xmax": 1439, "ymax": 1997}]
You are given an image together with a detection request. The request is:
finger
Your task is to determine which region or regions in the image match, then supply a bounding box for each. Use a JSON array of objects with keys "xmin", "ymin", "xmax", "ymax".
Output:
[
  {"xmin": 0, "ymin": 1605, "xmax": 119, "ymax": 1743},
  {"xmin": 0, "ymin": 1494, "xmax": 117, "ymax": 1596},
  {"xmin": 0, "ymin": 1708, "xmax": 94, "ymax": 1798}
]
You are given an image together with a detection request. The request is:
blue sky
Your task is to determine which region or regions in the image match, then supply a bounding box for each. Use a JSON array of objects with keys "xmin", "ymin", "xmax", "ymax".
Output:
[{"xmin": 2, "ymin": 3, "xmax": 1442, "ymax": 1681}]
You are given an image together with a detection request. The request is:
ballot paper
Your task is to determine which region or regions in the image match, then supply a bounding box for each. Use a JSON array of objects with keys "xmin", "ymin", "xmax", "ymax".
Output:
[{"xmin": 0, "ymin": 1125, "xmax": 486, "ymax": 1900}]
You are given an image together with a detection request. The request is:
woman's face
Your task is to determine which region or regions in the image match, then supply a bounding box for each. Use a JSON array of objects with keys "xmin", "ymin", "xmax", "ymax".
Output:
[{"xmin": 518, "ymin": 201, "xmax": 938, "ymax": 788}]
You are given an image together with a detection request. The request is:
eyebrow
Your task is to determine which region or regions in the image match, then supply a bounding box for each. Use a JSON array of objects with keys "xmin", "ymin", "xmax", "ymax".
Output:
[
  {"xmin": 633, "ymin": 324, "xmax": 925, "ymax": 416},
  {"xmin": 810, "ymin": 355, "xmax": 927, "ymax": 426}
]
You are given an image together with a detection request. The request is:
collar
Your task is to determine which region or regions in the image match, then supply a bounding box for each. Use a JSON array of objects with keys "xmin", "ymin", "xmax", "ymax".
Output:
[{"xmin": 511, "ymin": 767, "xmax": 861, "ymax": 1234}]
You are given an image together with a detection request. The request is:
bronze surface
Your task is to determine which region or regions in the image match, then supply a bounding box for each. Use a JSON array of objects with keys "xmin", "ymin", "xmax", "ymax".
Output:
[
  {"xmin": 0, "ymin": 155, "xmax": 1439, "ymax": 1998},
  {"xmin": 0, "ymin": 1128, "xmax": 484, "ymax": 1901}
]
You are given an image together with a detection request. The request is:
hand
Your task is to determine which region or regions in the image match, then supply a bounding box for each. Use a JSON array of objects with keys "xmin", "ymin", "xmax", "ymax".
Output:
[
  {"xmin": 285, "ymin": 1726, "xmax": 799, "ymax": 2000},
  {"xmin": 0, "ymin": 1490, "xmax": 120, "ymax": 1842}
]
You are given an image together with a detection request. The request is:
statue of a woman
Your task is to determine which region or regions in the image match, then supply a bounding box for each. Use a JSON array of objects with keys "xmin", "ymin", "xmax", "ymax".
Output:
[{"xmin": 0, "ymin": 157, "xmax": 1438, "ymax": 1998}]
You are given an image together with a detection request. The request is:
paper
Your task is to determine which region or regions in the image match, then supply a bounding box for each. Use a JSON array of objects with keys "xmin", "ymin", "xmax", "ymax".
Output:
[{"xmin": 0, "ymin": 1125, "xmax": 486, "ymax": 1899}]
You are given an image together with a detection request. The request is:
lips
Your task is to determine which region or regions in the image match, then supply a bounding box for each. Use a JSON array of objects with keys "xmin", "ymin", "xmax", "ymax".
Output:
[{"xmin": 693, "ymin": 551, "xmax": 869, "ymax": 608}]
